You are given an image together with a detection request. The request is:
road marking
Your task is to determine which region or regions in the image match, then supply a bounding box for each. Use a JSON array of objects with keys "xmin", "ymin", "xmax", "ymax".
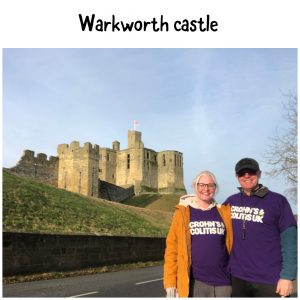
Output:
[
  {"xmin": 68, "ymin": 291, "xmax": 98, "ymax": 297},
  {"xmin": 135, "ymin": 278, "xmax": 163, "ymax": 285}
]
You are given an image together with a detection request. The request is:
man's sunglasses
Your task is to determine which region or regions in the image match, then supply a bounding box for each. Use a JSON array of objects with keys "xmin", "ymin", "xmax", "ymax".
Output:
[{"xmin": 237, "ymin": 169, "xmax": 257, "ymax": 177}]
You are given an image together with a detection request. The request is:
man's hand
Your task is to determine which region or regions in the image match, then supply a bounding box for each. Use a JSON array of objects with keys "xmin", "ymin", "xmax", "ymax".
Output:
[{"xmin": 276, "ymin": 279, "xmax": 293, "ymax": 297}]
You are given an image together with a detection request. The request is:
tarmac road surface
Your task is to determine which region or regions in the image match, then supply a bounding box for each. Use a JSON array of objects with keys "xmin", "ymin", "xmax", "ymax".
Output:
[
  {"xmin": 3, "ymin": 265, "xmax": 297, "ymax": 297},
  {"xmin": 3, "ymin": 265, "xmax": 165, "ymax": 297}
]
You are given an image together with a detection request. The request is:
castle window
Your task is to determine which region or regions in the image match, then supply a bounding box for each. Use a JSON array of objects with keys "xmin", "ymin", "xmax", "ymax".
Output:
[
  {"xmin": 64, "ymin": 172, "xmax": 67, "ymax": 189},
  {"xmin": 78, "ymin": 172, "xmax": 82, "ymax": 193},
  {"xmin": 154, "ymin": 155, "xmax": 157, "ymax": 162},
  {"xmin": 127, "ymin": 154, "xmax": 130, "ymax": 169},
  {"xmin": 91, "ymin": 167, "xmax": 95, "ymax": 197},
  {"xmin": 147, "ymin": 152, "xmax": 149, "ymax": 159},
  {"xmin": 107, "ymin": 154, "xmax": 109, "ymax": 161},
  {"xmin": 163, "ymin": 154, "xmax": 166, "ymax": 166},
  {"xmin": 99, "ymin": 169, "xmax": 102, "ymax": 173},
  {"xmin": 112, "ymin": 174, "xmax": 114, "ymax": 179}
]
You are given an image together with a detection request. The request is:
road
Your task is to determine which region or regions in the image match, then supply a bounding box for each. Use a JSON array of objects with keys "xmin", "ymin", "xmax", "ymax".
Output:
[
  {"xmin": 3, "ymin": 265, "xmax": 297, "ymax": 298},
  {"xmin": 3, "ymin": 266, "xmax": 165, "ymax": 297}
]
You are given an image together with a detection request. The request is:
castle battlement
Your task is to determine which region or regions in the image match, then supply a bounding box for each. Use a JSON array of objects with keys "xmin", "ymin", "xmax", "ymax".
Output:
[
  {"xmin": 10, "ymin": 150, "xmax": 59, "ymax": 187},
  {"xmin": 158, "ymin": 150, "xmax": 183, "ymax": 154},
  {"xmin": 36, "ymin": 153, "xmax": 47, "ymax": 161},
  {"xmin": 83, "ymin": 142, "xmax": 99, "ymax": 153},
  {"xmin": 21, "ymin": 150, "xmax": 35, "ymax": 160},
  {"xmin": 11, "ymin": 130, "xmax": 186, "ymax": 199},
  {"xmin": 49, "ymin": 156, "xmax": 59, "ymax": 163},
  {"xmin": 100, "ymin": 147, "xmax": 115, "ymax": 151},
  {"xmin": 57, "ymin": 141, "xmax": 99, "ymax": 157},
  {"xmin": 20, "ymin": 150, "xmax": 59, "ymax": 164}
]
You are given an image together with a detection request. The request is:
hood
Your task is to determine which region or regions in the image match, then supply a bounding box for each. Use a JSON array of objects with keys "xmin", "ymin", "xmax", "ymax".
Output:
[
  {"xmin": 179, "ymin": 194, "xmax": 217, "ymax": 211},
  {"xmin": 238, "ymin": 184, "xmax": 269, "ymax": 197}
]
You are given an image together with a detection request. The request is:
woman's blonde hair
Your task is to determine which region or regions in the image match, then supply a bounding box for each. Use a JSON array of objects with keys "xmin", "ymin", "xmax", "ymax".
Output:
[{"xmin": 192, "ymin": 170, "xmax": 219, "ymax": 194}]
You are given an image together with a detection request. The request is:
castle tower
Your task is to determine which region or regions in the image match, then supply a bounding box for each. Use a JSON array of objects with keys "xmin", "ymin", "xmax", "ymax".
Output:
[
  {"xmin": 115, "ymin": 131, "xmax": 144, "ymax": 194},
  {"xmin": 112, "ymin": 140, "xmax": 120, "ymax": 151},
  {"xmin": 128, "ymin": 130, "xmax": 144, "ymax": 149},
  {"xmin": 157, "ymin": 150, "xmax": 185, "ymax": 193},
  {"xmin": 57, "ymin": 141, "xmax": 99, "ymax": 197},
  {"xmin": 99, "ymin": 147, "xmax": 117, "ymax": 184},
  {"xmin": 141, "ymin": 148, "xmax": 158, "ymax": 192},
  {"xmin": 10, "ymin": 130, "xmax": 186, "ymax": 200}
]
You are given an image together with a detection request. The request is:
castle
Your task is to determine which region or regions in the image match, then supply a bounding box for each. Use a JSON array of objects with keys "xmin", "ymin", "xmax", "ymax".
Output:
[{"xmin": 10, "ymin": 131, "xmax": 186, "ymax": 201}]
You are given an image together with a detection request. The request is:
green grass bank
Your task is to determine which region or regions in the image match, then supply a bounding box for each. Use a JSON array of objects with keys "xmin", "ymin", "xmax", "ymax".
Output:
[
  {"xmin": 3, "ymin": 170, "xmax": 174, "ymax": 237},
  {"xmin": 121, "ymin": 193, "xmax": 181, "ymax": 211}
]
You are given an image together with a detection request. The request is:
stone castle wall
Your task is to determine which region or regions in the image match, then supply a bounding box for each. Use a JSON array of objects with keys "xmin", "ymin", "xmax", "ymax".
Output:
[
  {"xmin": 157, "ymin": 151, "xmax": 185, "ymax": 193},
  {"xmin": 57, "ymin": 141, "xmax": 99, "ymax": 197},
  {"xmin": 10, "ymin": 131, "xmax": 186, "ymax": 200},
  {"xmin": 99, "ymin": 148, "xmax": 117, "ymax": 184},
  {"xmin": 10, "ymin": 150, "xmax": 59, "ymax": 186},
  {"xmin": 99, "ymin": 180, "xmax": 134, "ymax": 202},
  {"xmin": 141, "ymin": 148, "xmax": 159, "ymax": 193}
]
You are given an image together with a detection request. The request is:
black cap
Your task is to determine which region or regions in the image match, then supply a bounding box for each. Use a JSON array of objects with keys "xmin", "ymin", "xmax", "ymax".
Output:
[{"xmin": 235, "ymin": 158, "xmax": 260, "ymax": 174}]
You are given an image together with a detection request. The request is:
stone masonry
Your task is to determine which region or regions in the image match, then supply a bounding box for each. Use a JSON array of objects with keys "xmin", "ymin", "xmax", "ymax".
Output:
[
  {"xmin": 10, "ymin": 150, "xmax": 59, "ymax": 187},
  {"xmin": 10, "ymin": 130, "xmax": 186, "ymax": 199}
]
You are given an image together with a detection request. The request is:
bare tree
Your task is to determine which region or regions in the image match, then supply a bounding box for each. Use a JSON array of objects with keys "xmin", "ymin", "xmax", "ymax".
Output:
[{"xmin": 264, "ymin": 93, "xmax": 297, "ymax": 201}]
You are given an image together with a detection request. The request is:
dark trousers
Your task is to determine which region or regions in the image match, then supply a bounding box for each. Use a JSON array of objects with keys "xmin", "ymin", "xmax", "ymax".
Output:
[
  {"xmin": 231, "ymin": 276, "xmax": 281, "ymax": 297},
  {"xmin": 189, "ymin": 279, "xmax": 232, "ymax": 297}
]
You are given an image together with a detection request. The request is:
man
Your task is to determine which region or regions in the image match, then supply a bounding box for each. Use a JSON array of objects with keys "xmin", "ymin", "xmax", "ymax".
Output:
[{"xmin": 224, "ymin": 158, "xmax": 297, "ymax": 297}]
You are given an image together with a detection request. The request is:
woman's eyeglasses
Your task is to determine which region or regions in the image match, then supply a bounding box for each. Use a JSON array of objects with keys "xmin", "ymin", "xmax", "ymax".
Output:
[{"xmin": 197, "ymin": 183, "xmax": 216, "ymax": 190}]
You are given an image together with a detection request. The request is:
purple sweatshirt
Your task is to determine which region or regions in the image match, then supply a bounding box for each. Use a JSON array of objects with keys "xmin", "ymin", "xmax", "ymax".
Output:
[
  {"xmin": 224, "ymin": 190, "xmax": 296, "ymax": 284},
  {"xmin": 190, "ymin": 206, "xmax": 231, "ymax": 286}
]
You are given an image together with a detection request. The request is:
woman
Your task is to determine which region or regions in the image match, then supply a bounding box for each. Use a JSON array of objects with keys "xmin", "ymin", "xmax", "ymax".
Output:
[{"xmin": 164, "ymin": 171, "xmax": 232, "ymax": 297}]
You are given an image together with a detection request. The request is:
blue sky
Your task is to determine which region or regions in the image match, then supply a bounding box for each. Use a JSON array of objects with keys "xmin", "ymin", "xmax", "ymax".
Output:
[{"xmin": 3, "ymin": 48, "xmax": 297, "ymax": 210}]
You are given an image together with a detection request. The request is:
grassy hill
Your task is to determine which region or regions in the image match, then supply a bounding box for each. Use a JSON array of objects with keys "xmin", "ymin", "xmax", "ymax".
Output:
[
  {"xmin": 2, "ymin": 170, "xmax": 173, "ymax": 237},
  {"xmin": 121, "ymin": 193, "xmax": 182, "ymax": 212}
]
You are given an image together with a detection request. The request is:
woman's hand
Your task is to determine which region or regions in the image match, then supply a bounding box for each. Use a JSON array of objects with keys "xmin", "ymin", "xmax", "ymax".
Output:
[{"xmin": 166, "ymin": 287, "xmax": 178, "ymax": 297}]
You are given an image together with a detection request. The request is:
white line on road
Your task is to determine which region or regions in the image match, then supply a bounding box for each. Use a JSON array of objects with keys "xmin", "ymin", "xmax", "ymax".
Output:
[
  {"xmin": 68, "ymin": 291, "xmax": 99, "ymax": 297},
  {"xmin": 135, "ymin": 278, "xmax": 163, "ymax": 285}
]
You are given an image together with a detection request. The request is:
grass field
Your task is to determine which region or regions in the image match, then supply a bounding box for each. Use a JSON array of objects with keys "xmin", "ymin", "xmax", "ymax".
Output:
[
  {"xmin": 121, "ymin": 193, "xmax": 182, "ymax": 212},
  {"xmin": 2, "ymin": 170, "xmax": 173, "ymax": 237}
]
